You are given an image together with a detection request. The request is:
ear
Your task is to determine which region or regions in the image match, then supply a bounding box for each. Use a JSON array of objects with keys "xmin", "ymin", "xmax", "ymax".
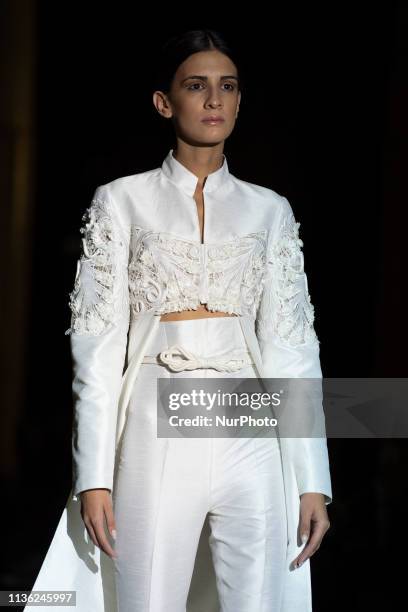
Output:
[{"xmin": 152, "ymin": 91, "xmax": 173, "ymax": 119}]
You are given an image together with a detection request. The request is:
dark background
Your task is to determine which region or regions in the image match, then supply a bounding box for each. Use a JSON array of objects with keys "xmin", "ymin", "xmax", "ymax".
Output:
[{"xmin": 1, "ymin": 1, "xmax": 407, "ymax": 610}]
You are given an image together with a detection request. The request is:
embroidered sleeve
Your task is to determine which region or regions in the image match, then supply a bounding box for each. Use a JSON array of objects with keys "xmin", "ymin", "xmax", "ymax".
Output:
[
  {"xmin": 255, "ymin": 198, "xmax": 332, "ymax": 507},
  {"xmin": 256, "ymin": 200, "xmax": 319, "ymax": 348},
  {"xmin": 65, "ymin": 196, "xmax": 129, "ymax": 336}
]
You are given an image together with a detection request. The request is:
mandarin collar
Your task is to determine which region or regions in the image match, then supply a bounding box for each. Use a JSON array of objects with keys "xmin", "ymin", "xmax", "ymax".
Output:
[{"xmin": 161, "ymin": 148, "xmax": 230, "ymax": 197}]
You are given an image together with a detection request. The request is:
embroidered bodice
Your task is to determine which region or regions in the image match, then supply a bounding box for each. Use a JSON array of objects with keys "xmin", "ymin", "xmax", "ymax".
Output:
[{"xmin": 128, "ymin": 226, "xmax": 267, "ymax": 318}]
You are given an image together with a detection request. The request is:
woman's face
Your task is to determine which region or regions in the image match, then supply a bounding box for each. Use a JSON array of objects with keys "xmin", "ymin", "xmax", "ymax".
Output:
[{"xmin": 154, "ymin": 49, "xmax": 241, "ymax": 146}]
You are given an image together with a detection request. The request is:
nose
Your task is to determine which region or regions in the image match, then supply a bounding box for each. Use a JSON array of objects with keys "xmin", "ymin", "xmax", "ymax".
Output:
[
  {"xmin": 206, "ymin": 98, "xmax": 222, "ymax": 109},
  {"xmin": 205, "ymin": 86, "xmax": 223, "ymax": 108}
]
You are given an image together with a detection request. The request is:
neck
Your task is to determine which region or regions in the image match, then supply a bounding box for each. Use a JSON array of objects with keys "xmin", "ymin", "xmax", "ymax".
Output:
[{"xmin": 173, "ymin": 143, "xmax": 224, "ymax": 188}]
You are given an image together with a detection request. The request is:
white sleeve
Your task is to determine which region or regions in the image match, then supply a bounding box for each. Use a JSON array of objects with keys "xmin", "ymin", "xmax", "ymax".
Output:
[
  {"xmin": 65, "ymin": 184, "xmax": 130, "ymax": 501},
  {"xmin": 255, "ymin": 196, "xmax": 333, "ymax": 504}
]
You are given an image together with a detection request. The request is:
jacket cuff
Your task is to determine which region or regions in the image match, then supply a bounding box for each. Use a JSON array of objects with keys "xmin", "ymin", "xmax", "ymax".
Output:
[{"xmin": 292, "ymin": 436, "xmax": 333, "ymax": 505}]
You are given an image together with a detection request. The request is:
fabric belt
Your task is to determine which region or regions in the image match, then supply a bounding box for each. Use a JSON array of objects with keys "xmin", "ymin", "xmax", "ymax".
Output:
[{"xmin": 142, "ymin": 344, "xmax": 255, "ymax": 373}]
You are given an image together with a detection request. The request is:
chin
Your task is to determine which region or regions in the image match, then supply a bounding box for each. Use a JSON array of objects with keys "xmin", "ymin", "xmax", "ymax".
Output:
[
  {"xmin": 199, "ymin": 127, "xmax": 231, "ymax": 140},
  {"xmin": 182, "ymin": 133, "xmax": 226, "ymax": 147}
]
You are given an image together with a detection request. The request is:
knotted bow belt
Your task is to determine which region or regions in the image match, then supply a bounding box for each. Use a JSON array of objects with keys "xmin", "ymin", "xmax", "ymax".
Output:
[{"xmin": 142, "ymin": 344, "xmax": 255, "ymax": 373}]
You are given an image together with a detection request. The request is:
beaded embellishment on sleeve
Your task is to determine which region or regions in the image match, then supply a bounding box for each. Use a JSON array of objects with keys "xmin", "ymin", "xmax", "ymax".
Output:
[
  {"xmin": 65, "ymin": 198, "xmax": 128, "ymax": 336},
  {"xmin": 256, "ymin": 210, "xmax": 319, "ymax": 347}
]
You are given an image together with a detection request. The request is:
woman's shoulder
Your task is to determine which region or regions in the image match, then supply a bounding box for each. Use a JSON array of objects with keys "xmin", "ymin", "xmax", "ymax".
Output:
[
  {"xmin": 231, "ymin": 172, "xmax": 285, "ymax": 200},
  {"xmin": 230, "ymin": 174, "xmax": 290, "ymax": 219},
  {"xmin": 96, "ymin": 166, "xmax": 162, "ymax": 200},
  {"xmin": 89, "ymin": 166, "xmax": 162, "ymax": 226}
]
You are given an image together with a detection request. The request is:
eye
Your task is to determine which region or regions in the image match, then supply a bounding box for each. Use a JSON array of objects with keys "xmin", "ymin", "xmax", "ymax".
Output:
[{"xmin": 186, "ymin": 82, "xmax": 236, "ymax": 91}]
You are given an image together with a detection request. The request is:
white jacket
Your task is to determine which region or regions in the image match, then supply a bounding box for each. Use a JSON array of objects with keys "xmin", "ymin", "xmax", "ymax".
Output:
[{"xmin": 26, "ymin": 149, "xmax": 332, "ymax": 612}]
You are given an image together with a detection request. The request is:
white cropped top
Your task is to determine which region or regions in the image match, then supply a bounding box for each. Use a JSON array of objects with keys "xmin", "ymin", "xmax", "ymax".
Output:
[{"xmin": 128, "ymin": 226, "xmax": 267, "ymax": 317}]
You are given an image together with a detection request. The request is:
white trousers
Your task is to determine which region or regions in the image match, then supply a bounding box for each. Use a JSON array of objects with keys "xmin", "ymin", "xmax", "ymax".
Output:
[{"xmin": 112, "ymin": 317, "xmax": 287, "ymax": 612}]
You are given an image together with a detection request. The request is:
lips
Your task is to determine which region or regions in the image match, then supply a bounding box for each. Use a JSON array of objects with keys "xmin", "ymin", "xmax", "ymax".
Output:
[{"xmin": 202, "ymin": 116, "xmax": 225, "ymax": 123}]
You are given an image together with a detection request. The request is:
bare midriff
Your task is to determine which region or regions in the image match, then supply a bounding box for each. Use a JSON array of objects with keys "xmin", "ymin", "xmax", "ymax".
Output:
[
  {"xmin": 160, "ymin": 306, "xmax": 238, "ymax": 322},
  {"xmin": 160, "ymin": 181, "xmax": 238, "ymax": 323}
]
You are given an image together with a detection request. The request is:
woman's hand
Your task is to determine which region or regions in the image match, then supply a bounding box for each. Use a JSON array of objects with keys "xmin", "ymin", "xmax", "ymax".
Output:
[
  {"xmin": 80, "ymin": 488, "xmax": 118, "ymax": 559},
  {"xmin": 292, "ymin": 492, "xmax": 330, "ymax": 569}
]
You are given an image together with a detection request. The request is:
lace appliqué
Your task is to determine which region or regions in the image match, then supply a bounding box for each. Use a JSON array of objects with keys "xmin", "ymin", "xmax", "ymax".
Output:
[
  {"xmin": 256, "ymin": 212, "xmax": 319, "ymax": 347},
  {"xmin": 65, "ymin": 198, "xmax": 127, "ymax": 336},
  {"xmin": 128, "ymin": 228, "xmax": 267, "ymax": 317},
  {"xmin": 205, "ymin": 235, "xmax": 266, "ymax": 314}
]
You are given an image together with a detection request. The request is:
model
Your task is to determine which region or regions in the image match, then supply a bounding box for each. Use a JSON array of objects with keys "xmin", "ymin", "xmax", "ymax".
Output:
[{"xmin": 25, "ymin": 28, "xmax": 332, "ymax": 612}]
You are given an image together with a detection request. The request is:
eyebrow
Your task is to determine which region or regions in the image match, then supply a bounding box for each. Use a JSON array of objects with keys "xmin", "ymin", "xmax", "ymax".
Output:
[{"xmin": 181, "ymin": 75, "xmax": 239, "ymax": 83}]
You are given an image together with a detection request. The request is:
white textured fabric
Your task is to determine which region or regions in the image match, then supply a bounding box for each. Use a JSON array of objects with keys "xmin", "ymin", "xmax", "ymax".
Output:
[
  {"xmin": 128, "ymin": 227, "xmax": 267, "ymax": 317},
  {"xmin": 25, "ymin": 149, "xmax": 333, "ymax": 612},
  {"xmin": 113, "ymin": 317, "xmax": 286, "ymax": 612}
]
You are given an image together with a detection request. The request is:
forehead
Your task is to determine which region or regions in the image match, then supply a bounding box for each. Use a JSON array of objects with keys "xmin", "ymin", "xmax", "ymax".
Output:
[{"xmin": 175, "ymin": 50, "xmax": 237, "ymax": 77}]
